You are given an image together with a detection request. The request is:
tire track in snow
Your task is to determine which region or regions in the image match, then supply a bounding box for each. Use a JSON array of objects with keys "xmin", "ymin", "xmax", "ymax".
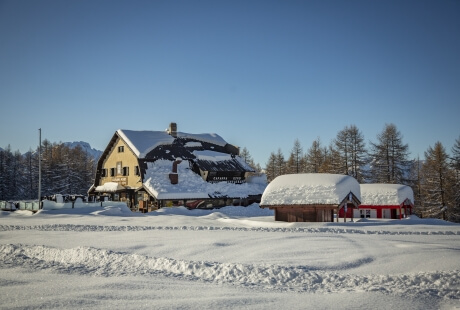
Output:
[
  {"xmin": 1, "ymin": 224, "xmax": 459, "ymax": 235},
  {"xmin": 0, "ymin": 244, "xmax": 458, "ymax": 299}
]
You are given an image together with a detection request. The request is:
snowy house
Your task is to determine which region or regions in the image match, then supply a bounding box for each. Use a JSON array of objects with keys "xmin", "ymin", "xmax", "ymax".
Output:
[
  {"xmin": 88, "ymin": 123, "xmax": 266, "ymax": 212},
  {"xmin": 356, "ymin": 184, "xmax": 414, "ymax": 219},
  {"xmin": 259, "ymin": 174, "xmax": 361, "ymax": 222}
]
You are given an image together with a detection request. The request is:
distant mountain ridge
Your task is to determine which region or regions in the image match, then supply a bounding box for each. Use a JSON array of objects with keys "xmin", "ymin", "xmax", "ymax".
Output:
[{"xmin": 63, "ymin": 141, "xmax": 102, "ymax": 160}]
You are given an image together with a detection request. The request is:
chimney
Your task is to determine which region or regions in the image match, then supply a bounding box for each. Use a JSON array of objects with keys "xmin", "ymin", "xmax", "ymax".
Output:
[
  {"xmin": 169, "ymin": 158, "xmax": 182, "ymax": 184},
  {"xmin": 168, "ymin": 122, "xmax": 177, "ymax": 137}
]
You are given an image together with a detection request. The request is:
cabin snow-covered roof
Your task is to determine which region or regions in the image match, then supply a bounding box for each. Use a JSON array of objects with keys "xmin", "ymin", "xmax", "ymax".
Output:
[
  {"xmin": 143, "ymin": 160, "xmax": 266, "ymax": 200},
  {"xmin": 117, "ymin": 129, "xmax": 230, "ymax": 159},
  {"xmin": 260, "ymin": 173, "xmax": 361, "ymax": 206},
  {"xmin": 360, "ymin": 184, "xmax": 414, "ymax": 206}
]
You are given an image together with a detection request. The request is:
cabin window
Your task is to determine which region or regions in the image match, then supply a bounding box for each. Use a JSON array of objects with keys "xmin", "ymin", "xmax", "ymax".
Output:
[
  {"xmin": 117, "ymin": 162, "xmax": 122, "ymax": 175},
  {"xmin": 110, "ymin": 168, "xmax": 115, "ymax": 177},
  {"xmin": 123, "ymin": 167, "xmax": 129, "ymax": 176},
  {"xmin": 135, "ymin": 166, "xmax": 140, "ymax": 176},
  {"xmin": 118, "ymin": 146, "xmax": 124, "ymax": 153},
  {"xmin": 101, "ymin": 169, "xmax": 107, "ymax": 177}
]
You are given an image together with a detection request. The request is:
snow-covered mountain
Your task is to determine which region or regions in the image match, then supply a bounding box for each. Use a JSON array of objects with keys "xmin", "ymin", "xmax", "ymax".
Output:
[{"xmin": 63, "ymin": 141, "xmax": 102, "ymax": 160}]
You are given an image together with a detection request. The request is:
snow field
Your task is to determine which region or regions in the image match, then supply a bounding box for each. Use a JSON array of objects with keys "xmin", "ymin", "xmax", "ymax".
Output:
[
  {"xmin": 1, "ymin": 243, "xmax": 459, "ymax": 299},
  {"xmin": 1, "ymin": 203, "xmax": 460, "ymax": 309}
]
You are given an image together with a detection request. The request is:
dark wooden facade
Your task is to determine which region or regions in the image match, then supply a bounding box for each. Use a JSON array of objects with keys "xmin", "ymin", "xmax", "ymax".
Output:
[{"xmin": 272, "ymin": 205, "xmax": 336, "ymax": 222}]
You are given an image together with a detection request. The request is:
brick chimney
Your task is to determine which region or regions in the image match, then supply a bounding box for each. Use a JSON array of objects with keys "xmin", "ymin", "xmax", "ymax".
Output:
[
  {"xmin": 169, "ymin": 158, "xmax": 182, "ymax": 184},
  {"xmin": 168, "ymin": 122, "xmax": 177, "ymax": 137}
]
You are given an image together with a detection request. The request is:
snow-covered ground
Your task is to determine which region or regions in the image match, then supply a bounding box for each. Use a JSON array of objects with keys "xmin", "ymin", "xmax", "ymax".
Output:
[{"xmin": 1, "ymin": 203, "xmax": 459, "ymax": 309}]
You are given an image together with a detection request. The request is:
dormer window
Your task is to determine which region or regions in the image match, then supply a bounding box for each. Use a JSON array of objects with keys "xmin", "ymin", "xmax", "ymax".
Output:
[{"xmin": 118, "ymin": 146, "xmax": 124, "ymax": 153}]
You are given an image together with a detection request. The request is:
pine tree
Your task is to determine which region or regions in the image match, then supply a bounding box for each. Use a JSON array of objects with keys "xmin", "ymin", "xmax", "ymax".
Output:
[
  {"xmin": 369, "ymin": 124, "xmax": 410, "ymax": 184},
  {"xmin": 420, "ymin": 142, "xmax": 454, "ymax": 220}
]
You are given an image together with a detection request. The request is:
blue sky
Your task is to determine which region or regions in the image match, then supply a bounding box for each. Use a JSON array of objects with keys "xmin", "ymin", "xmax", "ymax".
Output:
[{"xmin": 1, "ymin": 0, "xmax": 459, "ymax": 166}]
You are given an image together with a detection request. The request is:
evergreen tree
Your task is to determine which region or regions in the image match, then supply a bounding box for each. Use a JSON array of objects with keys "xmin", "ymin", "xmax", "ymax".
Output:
[
  {"xmin": 420, "ymin": 142, "xmax": 454, "ymax": 220},
  {"xmin": 369, "ymin": 124, "xmax": 410, "ymax": 184}
]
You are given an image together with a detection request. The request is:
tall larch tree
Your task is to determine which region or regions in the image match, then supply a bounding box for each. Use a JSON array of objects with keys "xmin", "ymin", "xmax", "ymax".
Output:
[
  {"xmin": 239, "ymin": 147, "xmax": 257, "ymax": 171},
  {"xmin": 305, "ymin": 138, "xmax": 324, "ymax": 173},
  {"xmin": 286, "ymin": 139, "xmax": 303, "ymax": 174},
  {"xmin": 369, "ymin": 123, "xmax": 410, "ymax": 184},
  {"xmin": 450, "ymin": 136, "xmax": 460, "ymax": 222},
  {"xmin": 275, "ymin": 148, "xmax": 286, "ymax": 177},
  {"xmin": 420, "ymin": 142, "xmax": 454, "ymax": 220},
  {"xmin": 265, "ymin": 152, "xmax": 277, "ymax": 182},
  {"xmin": 335, "ymin": 125, "xmax": 368, "ymax": 182}
]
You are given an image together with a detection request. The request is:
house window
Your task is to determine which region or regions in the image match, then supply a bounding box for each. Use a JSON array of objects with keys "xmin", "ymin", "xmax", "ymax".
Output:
[
  {"xmin": 123, "ymin": 167, "xmax": 129, "ymax": 176},
  {"xmin": 135, "ymin": 166, "xmax": 140, "ymax": 176},
  {"xmin": 117, "ymin": 162, "xmax": 122, "ymax": 175},
  {"xmin": 110, "ymin": 168, "xmax": 115, "ymax": 177},
  {"xmin": 101, "ymin": 169, "xmax": 107, "ymax": 177},
  {"xmin": 118, "ymin": 146, "xmax": 124, "ymax": 153}
]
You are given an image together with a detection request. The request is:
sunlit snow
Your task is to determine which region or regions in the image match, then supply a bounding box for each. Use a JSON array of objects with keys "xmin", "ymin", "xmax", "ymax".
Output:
[{"xmin": 1, "ymin": 202, "xmax": 459, "ymax": 309}]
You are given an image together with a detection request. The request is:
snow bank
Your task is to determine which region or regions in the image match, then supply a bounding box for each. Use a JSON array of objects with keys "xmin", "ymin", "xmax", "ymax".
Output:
[
  {"xmin": 94, "ymin": 182, "xmax": 124, "ymax": 193},
  {"xmin": 361, "ymin": 184, "xmax": 414, "ymax": 205},
  {"xmin": 261, "ymin": 174, "xmax": 360, "ymax": 206},
  {"xmin": 154, "ymin": 204, "xmax": 273, "ymax": 217},
  {"xmin": 1, "ymin": 243, "xmax": 458, "ymax": 298}
]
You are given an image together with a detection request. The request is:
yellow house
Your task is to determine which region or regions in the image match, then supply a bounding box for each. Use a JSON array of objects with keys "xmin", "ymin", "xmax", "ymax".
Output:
[{"xmin": 88, "ymin": 123, "xmax": 266, "ymax": 212}]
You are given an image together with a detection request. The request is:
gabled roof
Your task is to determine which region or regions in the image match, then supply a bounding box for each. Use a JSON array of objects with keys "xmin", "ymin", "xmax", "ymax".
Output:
[
  {"xmin": 117, "ymin": 129, "xmax": 229, "ymax": 159},
  {"xmin": 260, "ymin": 173, "xmax": 361, "ymax": 206},
  {"xmin": 360, "ymin": 184, "xmax": 414, "ymax": 206}
]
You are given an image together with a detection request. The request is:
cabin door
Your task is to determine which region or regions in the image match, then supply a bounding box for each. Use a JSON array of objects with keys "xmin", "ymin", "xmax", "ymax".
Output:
[{"xmin": 382, "ymin": 209, "xmax": 391, "ymax": 219}]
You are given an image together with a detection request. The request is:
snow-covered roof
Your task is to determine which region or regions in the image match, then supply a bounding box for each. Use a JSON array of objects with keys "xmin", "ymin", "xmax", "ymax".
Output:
[
  {"xmin": 260, "ymin": 173, "xmax": 361, "ymax": 206},
  {"xmin": 117, "ymin": 130, "xmax": 175, "ymax": 158},
  {"xmin": 95, "ymin": 182, "xmax": 125, "ymax": 193},
  {"xmin": 176, "ymin": 132, "xmax": 227, "ymax": 147},
  {"xmin": 117, "ymin": 130, "xmax": 229, "ymax": 159},
  {"xmin": 360, "ymin": 184, "xmax": 414, "ymax": 206},
  {"xmin": 143, "ymin": 160, "xmax": 266, "ymax": 200}
]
